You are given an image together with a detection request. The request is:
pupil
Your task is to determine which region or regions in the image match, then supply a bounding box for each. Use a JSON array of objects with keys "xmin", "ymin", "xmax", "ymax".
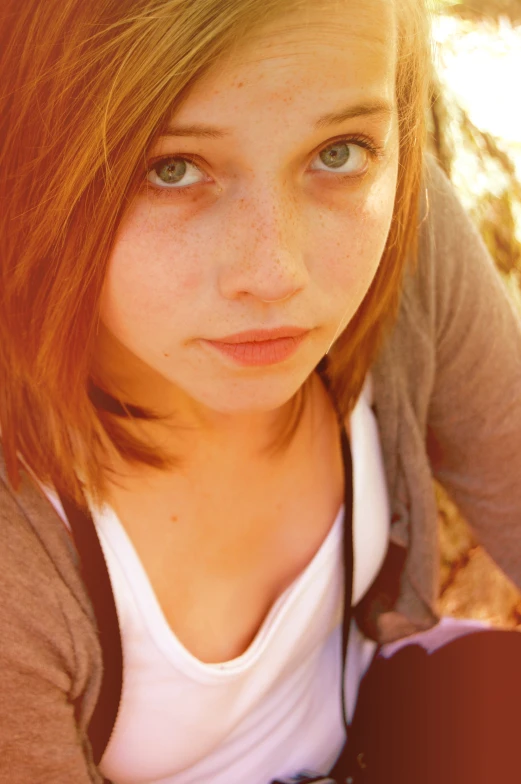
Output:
[
  {"xmin": 157, "ymin": 159, "xmax": 187, "ymax": 183},
  {"xmin": 320, "ymin": 142, "xmax": 350, "ymax": 169}
]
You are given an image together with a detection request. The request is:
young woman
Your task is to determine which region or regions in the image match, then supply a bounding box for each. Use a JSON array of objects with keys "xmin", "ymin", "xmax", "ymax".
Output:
[{"xmin": 1, "ymin": 0, "xmax": 521, "ymax": 782}]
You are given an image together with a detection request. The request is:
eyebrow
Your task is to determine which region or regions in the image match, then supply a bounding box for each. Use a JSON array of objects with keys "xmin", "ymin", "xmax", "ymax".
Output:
[
  {"xmin": 160, "ymin": 124, "xmax": 229, "ymax": 140},
  {"xmin": 313, "ymin": 100, "xmax": 393, "ymax": 129},
  {"xmin": 159, "ymin": 100, "xmax": 393, "ymax": 139}
]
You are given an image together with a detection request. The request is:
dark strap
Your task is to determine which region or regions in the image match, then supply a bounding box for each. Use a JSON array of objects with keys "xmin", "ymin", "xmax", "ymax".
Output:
[
  {"xmin": 58, "ymin": 491, "xmax": 123, "ymax": 766},
  {"xmin": 339, "ymin": 427, "xmax": 354, "ymax": 732}
]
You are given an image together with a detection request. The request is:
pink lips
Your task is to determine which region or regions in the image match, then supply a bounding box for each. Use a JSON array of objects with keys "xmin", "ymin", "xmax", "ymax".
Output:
[{"xmin": 202, "ymin": 327, "xmax": 310, "ymax": 366}]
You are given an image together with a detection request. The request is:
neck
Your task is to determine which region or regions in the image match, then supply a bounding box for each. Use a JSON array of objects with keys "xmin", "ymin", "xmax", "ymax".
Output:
[
  {"xmin": 94, "ymin": 385, "xmax": 314, "ymax": 470},
  {"xmin": 100, "ymin": 377, "xmax": 334, "ymax": 488}
]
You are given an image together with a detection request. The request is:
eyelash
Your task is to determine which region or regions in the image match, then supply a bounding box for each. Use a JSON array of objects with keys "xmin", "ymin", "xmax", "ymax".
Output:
[{"xmin": 143, "ymin": 133, "xmax": 385, "ymax": 199}]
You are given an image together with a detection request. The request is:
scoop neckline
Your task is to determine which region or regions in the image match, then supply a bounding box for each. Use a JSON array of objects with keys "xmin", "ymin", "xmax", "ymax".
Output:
[{"xmin": 93, "ymin": 499, "xmax": 344, "ymax": 681}]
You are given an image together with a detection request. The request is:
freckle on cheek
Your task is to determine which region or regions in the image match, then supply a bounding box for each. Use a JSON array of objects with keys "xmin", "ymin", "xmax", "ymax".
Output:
[{"xmin": 178, "ymin": 270, "xmax": 202, "ymax": 291}]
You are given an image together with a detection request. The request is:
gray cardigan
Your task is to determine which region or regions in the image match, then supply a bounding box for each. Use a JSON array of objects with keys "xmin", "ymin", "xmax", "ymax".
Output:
[{"xmin": 1, "ymin": 157, "xmax": 521, "ymax": 782}]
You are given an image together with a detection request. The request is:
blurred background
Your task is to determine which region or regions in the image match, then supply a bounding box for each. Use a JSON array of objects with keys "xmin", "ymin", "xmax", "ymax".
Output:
[{"xmin": 429, "ymin": 0, "xmax": 521, "ymax": 627}]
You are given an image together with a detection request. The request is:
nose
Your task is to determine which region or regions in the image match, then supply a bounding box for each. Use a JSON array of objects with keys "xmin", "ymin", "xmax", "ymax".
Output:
[{"xmin": 217, "ymin": 184, "xmax": 309, "ymax": 303}]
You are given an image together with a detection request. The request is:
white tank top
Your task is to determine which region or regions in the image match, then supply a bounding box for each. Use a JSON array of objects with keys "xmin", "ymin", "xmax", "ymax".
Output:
[{"xmin": 42, "ymin": 383, "xmax": 389, "ymax": 784}]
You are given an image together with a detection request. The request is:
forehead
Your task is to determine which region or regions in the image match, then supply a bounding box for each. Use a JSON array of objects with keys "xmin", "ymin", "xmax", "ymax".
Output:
[
  {"xmin": 171, "ymin": 0, "xmax": 397, "ymax": 127},
  {"xmin": 244, "ymin": 0, "xmax": 396, "ymax": 62}
]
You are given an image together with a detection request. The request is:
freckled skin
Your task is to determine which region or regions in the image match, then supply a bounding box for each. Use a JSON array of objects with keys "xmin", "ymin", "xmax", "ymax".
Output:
[{"xmin": 97, "ymin": 0, "xmax": 399, "ymax": 422}]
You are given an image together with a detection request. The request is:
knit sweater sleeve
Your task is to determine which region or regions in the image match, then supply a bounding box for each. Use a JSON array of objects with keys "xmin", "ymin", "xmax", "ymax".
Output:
[
  {"xmin": 0, "ymin": 478, "xmax": 105, "ymax": 784},
  {"xmin": 424, "ymin": 159, "xmax": 521, "ymax": 588}
]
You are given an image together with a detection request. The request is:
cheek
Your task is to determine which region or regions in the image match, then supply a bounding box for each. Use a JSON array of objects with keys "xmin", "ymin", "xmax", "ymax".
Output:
[
  {"xmin": 310, "ymin": 182, "xmax": 396, "ymax": 307},
  {"xmin": 100, "ymin": 203, "xmax": 206, "ymax": 336}
]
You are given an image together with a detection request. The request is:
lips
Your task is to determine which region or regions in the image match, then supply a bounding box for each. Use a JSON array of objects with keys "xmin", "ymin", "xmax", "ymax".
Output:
[
  {"xmin": 213, "ymin": 326, "xmax": 310, "ymax": 343},
  {"xmin": 202, "ymin": 326, "xmax": 310, "ymax": 366}
]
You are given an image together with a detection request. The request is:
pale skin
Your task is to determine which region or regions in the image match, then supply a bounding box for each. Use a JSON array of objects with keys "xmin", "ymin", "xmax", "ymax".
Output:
[{"xmin": 95, "ymin": 0, "xmax": 399, "ymax": 663}]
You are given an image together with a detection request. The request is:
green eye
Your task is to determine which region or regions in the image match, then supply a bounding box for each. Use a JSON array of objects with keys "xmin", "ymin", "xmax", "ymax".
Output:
[
  {"xmin": 156, "ymin": 159, "xmax": 187, "ymax": 184},
  {"xmin": 319, "ymin": 142, "xmax": 351, "ymax": 169},
  {"xmin": 310, "ymin": 139, "xmax": 371, "ymax": 177},
  {"xmin": 146, "ymin": 157, "xmax": 205, "ymax": 189}
]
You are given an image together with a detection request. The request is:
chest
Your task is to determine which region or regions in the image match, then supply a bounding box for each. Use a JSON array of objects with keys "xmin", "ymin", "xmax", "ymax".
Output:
[{"xmin": 108, "ymin": 447, "xmax": 344, "ymax": 662}]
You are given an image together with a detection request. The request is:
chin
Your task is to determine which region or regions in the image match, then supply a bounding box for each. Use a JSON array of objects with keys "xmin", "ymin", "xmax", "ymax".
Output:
[{"xmin": 186, "ymin": 373, "xmax": 310, "ymax": 415}]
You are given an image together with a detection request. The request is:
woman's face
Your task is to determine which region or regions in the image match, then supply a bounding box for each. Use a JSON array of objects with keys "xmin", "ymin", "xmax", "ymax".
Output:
[{"xmin": 98, "ymin": 0, "xmax": 399, "ymax": 416}]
